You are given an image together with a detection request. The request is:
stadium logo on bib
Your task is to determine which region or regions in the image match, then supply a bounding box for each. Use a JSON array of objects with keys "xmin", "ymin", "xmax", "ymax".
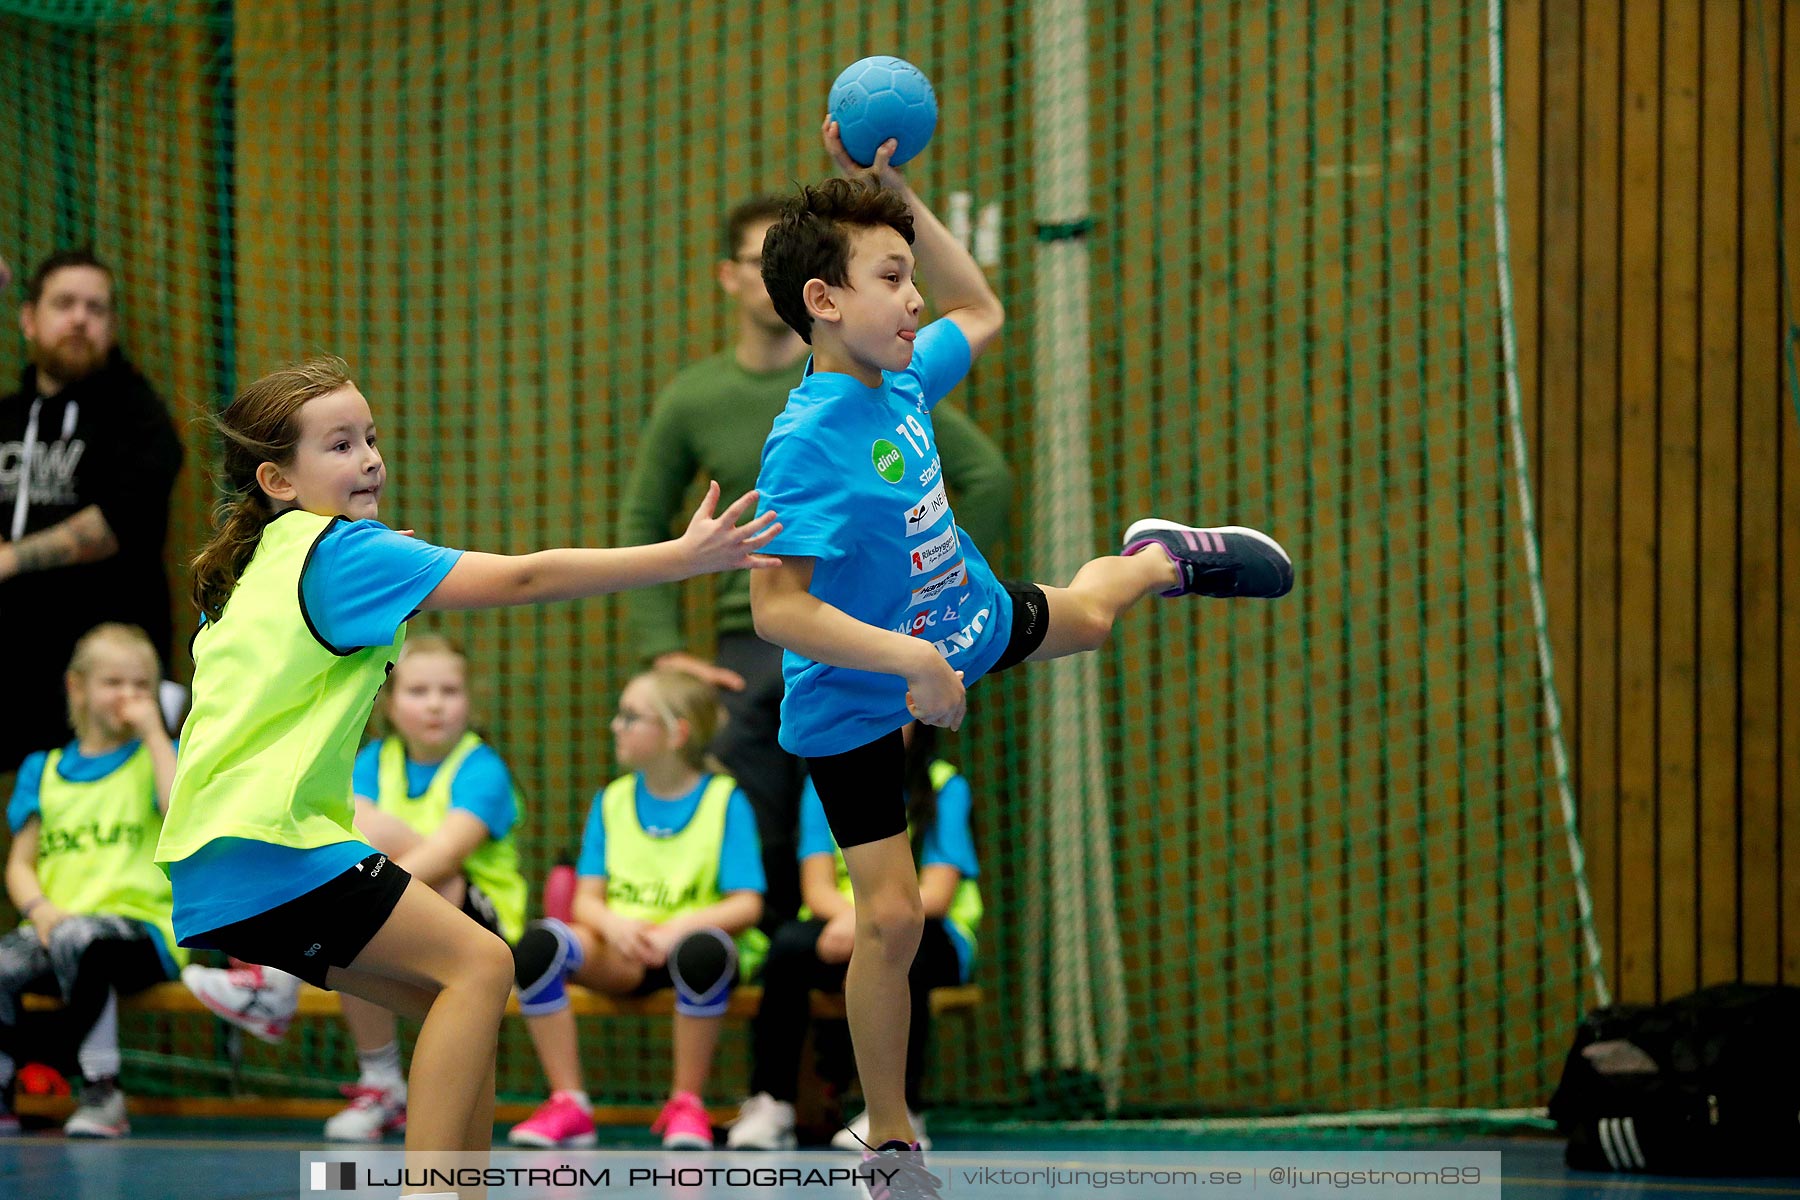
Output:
[{"xmin": 871, "ymin": 439, "xmax": 906, "ymax": 484}]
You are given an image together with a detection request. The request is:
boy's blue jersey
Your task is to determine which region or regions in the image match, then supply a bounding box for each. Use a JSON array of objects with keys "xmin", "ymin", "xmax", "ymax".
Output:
[{"xmin": 755, "ymin": 319, "xmax": 1013, "ymax": 757}]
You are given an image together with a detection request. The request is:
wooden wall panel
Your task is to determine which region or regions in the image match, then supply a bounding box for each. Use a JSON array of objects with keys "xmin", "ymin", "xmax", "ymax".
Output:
[{"xmin": 1507, "ymin": 0, "xmax": 1796, "ymax": 1004}]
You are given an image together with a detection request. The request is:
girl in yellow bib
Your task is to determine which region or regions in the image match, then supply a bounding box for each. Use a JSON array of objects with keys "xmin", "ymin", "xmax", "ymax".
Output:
[
  {"xmin": 2, "ymin": 623, "xmax": 184, "ymax": 1139},
  {"xmin": 508, "ymin": 669, "xmax": 766, "ymax": 1151},
  {"xmin": 179, "ymin": 633, "xmax": 530, "ymax": 1143},
  {"xmin": 155, "ymin": 357, "xmax": 780, "ymax": 1184}
]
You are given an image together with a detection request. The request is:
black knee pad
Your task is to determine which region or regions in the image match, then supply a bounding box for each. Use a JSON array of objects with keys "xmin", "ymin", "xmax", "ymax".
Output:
[
  {"xmin": 671, "ymin": 928, "xmax": 733, "ymax": 994},
  {"xmin": 669, "ymin": 928, "xmax": 738, "ymax": 1016},
  {"xmin": 512, "ymin": 924, "xmax": 562, "ymax": 990}
]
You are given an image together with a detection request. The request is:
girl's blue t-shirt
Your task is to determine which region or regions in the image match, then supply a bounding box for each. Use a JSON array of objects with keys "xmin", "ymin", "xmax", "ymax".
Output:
[
  {"xmin": 351, "ymin": 740, "xmax": 518, "ymax": 840},
  {"xmin": 753, "ymin": 320, "xmax": 1012, "ymax": 757},
  {"xmin": 796, "ymin": 771, "xmax": 980, "ymax": 982},
  {"xmin": 172, "ymin": 519, "xmax": 463, "ymax": 941},
  {"xmin": 575, "ymin": 773, "xmax": 765, "ymax": 896},
  {"xmin": 301, "ymin": 519, "xmax": 464, "ymax": 652}
]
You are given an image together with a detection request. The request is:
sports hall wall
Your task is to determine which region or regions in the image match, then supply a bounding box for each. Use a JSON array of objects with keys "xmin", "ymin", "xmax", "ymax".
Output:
[
  {"xmin": 1504, "ymin": 0, "xmax": 1799, "ymax": 1001},
  {"xmin": 0, "ymin": 0, "xmax": 1791, "ymax": 1114}
]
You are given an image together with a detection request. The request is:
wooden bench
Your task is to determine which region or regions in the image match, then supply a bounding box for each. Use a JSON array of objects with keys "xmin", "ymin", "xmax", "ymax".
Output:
[
  {"xmin": 23, "ymin": 980, "xmax": 983, "ymax": 1019},
  {"xmin": 18, "ymin": 981, "xmax": 982, "ymax": 1126}
]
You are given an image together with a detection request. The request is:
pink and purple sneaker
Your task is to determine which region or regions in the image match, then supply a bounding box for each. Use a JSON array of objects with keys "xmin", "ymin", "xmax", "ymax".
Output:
[{"xmin": 1123, "ymin": 519, "xmax": 1293, "ymax": 598}]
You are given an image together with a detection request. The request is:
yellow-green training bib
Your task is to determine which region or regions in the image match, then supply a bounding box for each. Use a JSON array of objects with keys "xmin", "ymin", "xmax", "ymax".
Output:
[
  {"xmin": 33, "ymin": 744, "xmax": 188, "ymax": 968},
  {"xmin": 599, "ymin": 773, "xmax": 768, "ymax": 979},
  {"xmin": 159, "ymin": 510, "xmax": 403, "ymax": 866},
  {"xmin": 374, "ymin": 732, "xmax": 528, "ymax": 942}
]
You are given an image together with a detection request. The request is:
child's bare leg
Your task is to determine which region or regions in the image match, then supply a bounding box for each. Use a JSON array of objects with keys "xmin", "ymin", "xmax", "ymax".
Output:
[
  {"xmin": 671, "ymin": 1012, "xmax": 723, "ymax": 1096},
  {"xmin": 1024, "ymin": 552, "xmax": 1178, "ymax": 662},
  {"xmin": 520, "ymin": 925, "xmax": 643, "ymax": 1095},
  {"xmin": 840, "ymin": 835, "xmax": 925, "ymax": 1148},
  {"xmin": 464, "ymin": 1054, "xmax": 496, "ymax": 1163},
  {"xmin": 339, "ymin": 992, "xmax": 400, "ymax": 1058},
  {"xmin": 521, "ymin": 1008, "xmax": 583, "ymax": 1095},
  {"xmin": 328, "ymin": 880, "xmax": 514, "ymax": 1167}
]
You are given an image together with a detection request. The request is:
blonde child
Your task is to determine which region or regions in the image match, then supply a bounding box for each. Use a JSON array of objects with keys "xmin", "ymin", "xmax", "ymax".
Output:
[
  {"xmin": 156, "ymin": 357, "xmax": 778, "ymax": 1193},
  {"xmin": 182, "ymin": 634, "xmax": 530, "ymax": 1143},
  {"xmin": 2, "ymin": 623, "xmax": 185, "ymax": 1137},
  {"xmin": 508, "ymin": 669, "xmax": 765, "ymax": 1151}
]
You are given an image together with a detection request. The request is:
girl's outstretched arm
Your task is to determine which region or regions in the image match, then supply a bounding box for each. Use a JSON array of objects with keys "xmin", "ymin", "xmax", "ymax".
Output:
[{"xmin": 422, "ymin": 482, "xmax": 780, "ymax": 611}]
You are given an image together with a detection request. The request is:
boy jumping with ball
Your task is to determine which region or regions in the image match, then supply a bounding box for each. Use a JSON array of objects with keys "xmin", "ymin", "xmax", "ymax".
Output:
[{"xmin": 750, "ymin": 121, "xmax": 1293, "ymax": 1192}]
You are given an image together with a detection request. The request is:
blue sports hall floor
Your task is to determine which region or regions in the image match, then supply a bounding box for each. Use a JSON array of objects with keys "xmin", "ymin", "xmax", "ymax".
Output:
[{"xmin": 2, "ymin": 1122, "xmax": 1795, "ymax": 1199}]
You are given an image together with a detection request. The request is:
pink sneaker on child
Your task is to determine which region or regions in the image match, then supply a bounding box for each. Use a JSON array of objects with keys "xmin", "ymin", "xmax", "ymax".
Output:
[
  {"xmin": 507, "ymin": 1091, "xmax": 597, "ymax": 1148},
  {"xmin": 651, "ymin": 1091, "xmax": 712, "ymax": 1150}
]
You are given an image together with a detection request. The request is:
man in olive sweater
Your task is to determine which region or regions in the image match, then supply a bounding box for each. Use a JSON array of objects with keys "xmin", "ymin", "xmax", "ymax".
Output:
[{"xmin": 619, "ymin": 197, "xmax": 1012, "ymax": 927}]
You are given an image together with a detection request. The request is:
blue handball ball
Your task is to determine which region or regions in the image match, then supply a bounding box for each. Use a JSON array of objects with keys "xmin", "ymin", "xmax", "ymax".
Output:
[{"xmin": 829, "ymin": 56, "xmax": 938, "ymax": 168}]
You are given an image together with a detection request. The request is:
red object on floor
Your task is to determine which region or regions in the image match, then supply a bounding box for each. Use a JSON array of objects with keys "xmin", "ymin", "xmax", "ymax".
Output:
[{"xmin": 17, "ymin": 1062, "xmax": 70, "ymax": 1096}]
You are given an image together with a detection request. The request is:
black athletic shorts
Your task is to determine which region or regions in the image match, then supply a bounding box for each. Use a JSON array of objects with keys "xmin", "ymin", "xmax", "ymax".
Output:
[
  {"xmin": 198, "ymin": 853, "xmax": 413, "ymax": 988},
  {"xmin": 462, "ymin": 881, "xmax": 504, "ymax": 941},
  {"xmin": 806, "ymin": 580, "xmax": 1049, "ymax": 850}
]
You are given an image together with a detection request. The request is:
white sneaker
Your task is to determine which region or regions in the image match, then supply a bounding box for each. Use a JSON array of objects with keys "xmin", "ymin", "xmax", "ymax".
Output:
[
  {"xmin": 725, "ymin": 1091, "xmax": 796, "ymax": 1150},
  {"xmin": 182, "ymin": 962, "xmax": 299, "ymax": 1044},
  {"xmin": 64, "ymin": 1080, "xmax": 129, "ymax": 1138},
  {"xmin": 832, "ymin": 1107, "xmax": 929, "ymax": 1151},
  {"xmin": 324, "ymin": 1082, "xmax": 408, "ymax": 1141}
]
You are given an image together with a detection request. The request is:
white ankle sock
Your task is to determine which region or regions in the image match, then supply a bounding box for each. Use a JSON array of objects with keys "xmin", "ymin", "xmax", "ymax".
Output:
[
  {"xmin": 553, "ymin": 1088, "xmax": 590, "ymax": 1109},
  {"xmin": 357, "ymin": 1041, "xmax": 405, "ymax": 1093},
  {"xmin": 77, "ymin": 991, "xmax": 122, "ymax": 1082}
]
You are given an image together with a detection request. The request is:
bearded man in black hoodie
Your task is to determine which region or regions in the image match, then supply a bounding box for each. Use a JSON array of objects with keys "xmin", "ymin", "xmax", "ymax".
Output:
[{"xmin": 0, "ymin": 250, "xmax": 184, "ymax": 771}]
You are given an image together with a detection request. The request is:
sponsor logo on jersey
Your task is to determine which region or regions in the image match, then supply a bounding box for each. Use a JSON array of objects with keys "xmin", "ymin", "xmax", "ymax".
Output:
[
  {"xmin": 931, "ymin": 607, "xmax": 992, "ymax": 658},
  {"xmin": 909, "ymin": 560, "xmax": 968, "ymax": 608},
  {"xmin": 904, "ymin": 479, "xmax": 950, "ymax": 537},
  {"xmin": 909, "ymin": 525, "xmax": 959, "ymax": 577},
  {"xmin": 871, "ymin": 438, "xmax": 906, "ymax": 484},
  {"xmin": 917, "ymin": 457, "xmax": 941, "ymax": 486},
  {"xmin": 897, "ymin": 598, "xmax": 967, "ymax": 637}
]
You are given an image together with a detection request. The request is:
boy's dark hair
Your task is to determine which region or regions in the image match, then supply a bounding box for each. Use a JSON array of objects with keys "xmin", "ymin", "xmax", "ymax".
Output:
[
  {"xmin": 761, "ymin": 176, "xmax": 915, "ymax": 344},
  {"xmin": 723, "ymin": 196, "xmax": 789, "ymax": 258},
  {"xmin": 26, "ymin": 248, "xmax": 113, "ymax": 304}
]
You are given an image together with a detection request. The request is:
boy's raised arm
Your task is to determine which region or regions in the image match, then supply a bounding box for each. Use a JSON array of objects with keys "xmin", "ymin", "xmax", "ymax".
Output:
[{"xmin": 822, "ymin": 119, "xmax": 1004, "ymax": 359}]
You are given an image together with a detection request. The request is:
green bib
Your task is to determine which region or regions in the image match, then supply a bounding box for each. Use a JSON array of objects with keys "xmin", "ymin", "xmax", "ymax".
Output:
[
  {"xmin": 375, "ymin": 732, "xmax": 528, "ymax": 942},
  {"xmin": 802, "ymin": 759, "xmax": 984, "ymax": 966},
  {"xmin": 159, "ymin": 510, "xmax": 404, "ymax": 865},
  {"xmin": 32, "ymin": 744, "xmax": 187, "ymax": 968},
  {"xmin": 600, "ymin": 773, "xmax": 768, "ymax": 979}
]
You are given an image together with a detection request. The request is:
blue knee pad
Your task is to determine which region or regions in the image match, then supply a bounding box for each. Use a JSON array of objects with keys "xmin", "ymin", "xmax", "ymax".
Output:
[
  {"xmin": 668, "ymin": 927, "xmax": 737, "ymax": 1017},
  {"xmin": 514, "ymin": 919, "xmax": 583, "ymax": 1016}
]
